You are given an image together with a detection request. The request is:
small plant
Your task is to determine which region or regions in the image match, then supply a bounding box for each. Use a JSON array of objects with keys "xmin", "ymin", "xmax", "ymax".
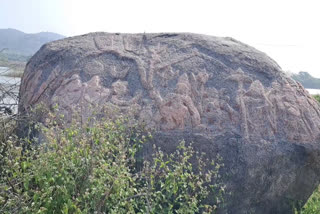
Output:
[
  {"xmin": 313, "ymin": 94, "xmax": 320, "ymax": 103},
  {"xmin": 296, "ymin": 186, "xmax": 320, "ymax": 214},
  {"xmin": 0, "ymin": 111, "xmax": 224, "ymax": 213},
  {"xmin": 137, "ymin": 142, "xmax": 224, "ymax": 213}
]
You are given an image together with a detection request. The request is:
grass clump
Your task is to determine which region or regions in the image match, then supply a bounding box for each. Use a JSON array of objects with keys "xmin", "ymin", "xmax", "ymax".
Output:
[
  {"xmin": 313, "ymin": 94, "xmax": 320, "ymax": 104},
  {"xmin": 0, "ymin": 113, "xmax": 224, "ymax": 213},
  {"xmin": 298, "ymin": 186, "xmax": 320, "ymax": 214},
  {"xmin": 295, "ymin": 95, "xmax": 320, "ymax": 213}
]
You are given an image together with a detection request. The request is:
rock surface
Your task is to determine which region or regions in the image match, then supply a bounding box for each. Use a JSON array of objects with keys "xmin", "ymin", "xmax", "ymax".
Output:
[{"xmin": 19, "ymin": 33, "xmax": 320, "ymax": 213}]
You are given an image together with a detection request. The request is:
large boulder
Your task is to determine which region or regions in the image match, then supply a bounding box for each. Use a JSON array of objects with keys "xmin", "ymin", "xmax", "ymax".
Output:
[{"xmin": 19, "ymin": 33, "xmax": 320, "ymax": 213}]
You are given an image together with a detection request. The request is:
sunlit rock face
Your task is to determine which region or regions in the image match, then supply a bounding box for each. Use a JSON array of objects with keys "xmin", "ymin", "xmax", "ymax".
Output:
[{"xmin": 19, "ymin": 33, "xmax": 320, "ymax": 213}]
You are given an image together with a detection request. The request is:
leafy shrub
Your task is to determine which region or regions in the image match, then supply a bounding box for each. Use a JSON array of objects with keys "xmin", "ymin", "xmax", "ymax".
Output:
[
  {"xmin": 0, "ymin": 115, "xmax": 18, "ymax": 181},
  {"xmin": 296, "ymin": 95, "xmax": 320, "ymax": 213},
  {"xmin": 295, "ymin": 186, "xmax": 320, "ymax": 214},
  {"xmin": 0, "ymin": 114, "xmax": 224, "ymax": 213},
  {"xmin": 312, "ymin": 94, "xmax": 320, "ymax": 103}
]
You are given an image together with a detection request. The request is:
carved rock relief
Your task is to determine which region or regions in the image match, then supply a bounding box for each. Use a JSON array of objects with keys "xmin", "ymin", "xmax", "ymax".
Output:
[
  {"xmin": 19, "ymin": 34, "xmax": 320, "ymax": 214},
  {"xmin": 243, "ymin": 80, "xmax": 276, "ymax": 139},
  {"xmin": 268, "ymin": 81, "xmax": 320, "ymax": 141},
  {"xmin": 52, "ymin": 74, "xmax": 110, "ymax": 121},
  {"xmin": 155, "ymin": 73, "xmax": 201, "ymax": 130},
  {"xmin": 49, "ymin": 36, "xmax": 320, "ymax": 142},
  {"xmin": 52, "ymin": 74, "xmax": 142, "ymax": 122},
  {"xmin": 201, "ymin": 87, "xmax": 239, "ymax": 132}
]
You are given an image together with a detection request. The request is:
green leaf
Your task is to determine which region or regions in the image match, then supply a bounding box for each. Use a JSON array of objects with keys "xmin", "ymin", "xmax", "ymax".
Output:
[
  {"xmin": 21, "ymin": 161, "xmax": 28, "ymax": 171},
  {"xmin": 24, "ymin": 180, "xmax": 29, "ymax": 190}
]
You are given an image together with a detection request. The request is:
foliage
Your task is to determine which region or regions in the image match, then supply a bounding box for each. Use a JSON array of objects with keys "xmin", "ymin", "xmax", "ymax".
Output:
[
  {"xmin": 312, "ymin": 94, "xmax": 320, "ymax": 103},
  {"xmin": 295, "ymin": 94, "xmax": 320, "ymax": 213},
  {"xmin": 138, "ymin": 142, "xmax": 224, "ymax": 214},
  {"xmin": 295, "ymin": 186, "xmax": 320, "ymax": 214},
  {"xmin": 0, "ymin": 116, "xmax": 18, "ymax": 180},
  {"xmin": 0, "ymin": 113, "xmax": 224, "ymax": 213}
]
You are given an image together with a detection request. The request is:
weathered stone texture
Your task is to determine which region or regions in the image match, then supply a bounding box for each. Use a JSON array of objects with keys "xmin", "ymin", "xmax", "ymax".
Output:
[{"xmin": 19, "ymin": 33, "xmax": 320, "ymax": 213}]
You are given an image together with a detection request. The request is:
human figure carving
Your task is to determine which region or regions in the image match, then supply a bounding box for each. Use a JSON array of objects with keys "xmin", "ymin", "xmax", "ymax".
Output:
[
  {"xmin": 243, "ymin": 80, "xmax": 276, "ymax": 138},
  {"xmin": 83, "ymin": 76, "xmax": 111, "ymax": 105},
  {"xmin": 53, "ymin": 75, "xmax": 111, "ymax": 121},
  {"xmin": 156, "ymin": 66, "xmax": 179, "ymax": 87},
  {"xmin": 157, "ymin": 73, "xmax": 201, "ymax": 130},
  {"xmin": 190, "ymin": 71, "xmax": 210, "ymax": 114},
  {"xmin": 202, "ymin": 87, "xmax": 238, "ymax": 131},
  {"xmin": 218, "ymin": 88, "xmax": 239, "ymax": 126},
  {"xmin": 226, "ymin": 68, "xmax": 253, "ymax": 139},
  {"xmin": 202, "ymin": 87, "xmax": 221, "ymax": 126},
  {"xmin": 110, "ymin": 80, "xmax": 142, "ymax": 106},
  {"xmin": 267, "ymin": 81, "xmax": 314, "ymax": 141}
]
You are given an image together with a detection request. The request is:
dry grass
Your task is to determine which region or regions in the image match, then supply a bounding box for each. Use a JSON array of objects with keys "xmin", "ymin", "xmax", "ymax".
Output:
[
  {"xmin": 0, "ymin": 60, "xmax": 25, "ymax": 78},
  {"xmin": 0, "ymin": 69, "xmax": 24, "ymax": 78}
]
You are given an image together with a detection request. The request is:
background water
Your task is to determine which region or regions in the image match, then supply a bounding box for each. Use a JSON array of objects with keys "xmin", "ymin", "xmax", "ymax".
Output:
[
  {"xmin": 0, "ymin": 66, "xmax": 10, "ymax": 74},
  {"xmin": 0, "ymin": 67, "xmax": 20, "ymax": 113},
  {"xmin": 0, "ymin": 75, "xmax": 21, "ymax": 85},
  {"xmin": 306, "ymin": 88, "xmax": 320, "ymax": 95},
  {"xmin": 0, "ymin": 67, "xmax": 21, "ymax": 85}
]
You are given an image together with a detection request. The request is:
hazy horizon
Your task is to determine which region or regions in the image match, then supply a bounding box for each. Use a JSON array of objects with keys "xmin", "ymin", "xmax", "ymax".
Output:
[{"xmin": 1, "ymin": 0, "xmax": 319, "ymax": 78}]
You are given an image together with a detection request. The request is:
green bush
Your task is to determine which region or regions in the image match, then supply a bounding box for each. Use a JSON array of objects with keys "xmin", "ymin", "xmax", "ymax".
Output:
[
  {"xmin": 295, "ymin": 186, "xmax": 320, "ymax": 214},
  {"xmin": 0, "ymin": 115, "xmax": 224, "ymax": 213},
  {"xmin": 296, "ymin": 95, "xmax": 320, "ymax": 213},
  {"xmin": 313, "ymin": 94, "xmax": 320, "ymax": 103}
]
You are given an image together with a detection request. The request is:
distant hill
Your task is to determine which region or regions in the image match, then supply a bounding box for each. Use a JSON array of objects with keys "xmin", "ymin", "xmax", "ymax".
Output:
[
  {"xmin": 289, "ymin": 71, "xmax": 320, "ymax": 89},
  {"xmin": 0, "ymin": 28, "xmax": 65, "ymax": 61}
]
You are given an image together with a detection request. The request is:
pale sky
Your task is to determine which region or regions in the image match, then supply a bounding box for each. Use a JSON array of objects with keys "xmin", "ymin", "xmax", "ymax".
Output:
[{"xmin": 1, "ymin": 0, "xmax": 320, "ymax": 77}]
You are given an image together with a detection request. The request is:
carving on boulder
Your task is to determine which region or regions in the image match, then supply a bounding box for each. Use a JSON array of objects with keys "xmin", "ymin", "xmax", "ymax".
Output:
[
  {"xmin": 19, "ymin": 33, "xmax": 320, "ymax": 214},
  {"xmin": 110, "ymin": 80, "xmax": 142, "ymax": 106},
  {"xmin": 190, "ymin": 71, "xmax": 210, "ymax": 115},
  {"xmin": 202, "ymin": 87, "xmax": 220, "ymax": 126},
  {"xmin": 226, "ymin": 68, "xmax": 253, "ymax": 139},
  {"xmin": 83, "ymin": 60, "xmax": 105, "ymax": 76},
  {"xmin": 21, "ymin": 33, "xmax": 320, "ymax": 143},
  {"xmin": 109, "ymin": 66, "xmax": 130, "ymax": 79},
  {"xmin": 53, "ymin": 75, "xmax": 143, "ymax": 122},
  {"xmin": 156, "ymin": 66, "xmax": 180, "ymax": 87},
  {"xmin": 267, "ymin": 81, "xmax": 320, "ymax": 141},
  {"xmin": 243, "ymin": 80, "xmax": 276, "ymax": 139},
  {"xmin": 155, "ymin": 73, "xmax": 201, "ymax": 130},
  {"xmin": 266, "ymin": 81, "xmax": 283, "ymax": 134},
  {"xmin": 52, "ymin": 74, "xmax": 110, "ymax": 121},
  {"xmin": 202, "ymin": 87, "xmax": 238, "ymax": 131}
]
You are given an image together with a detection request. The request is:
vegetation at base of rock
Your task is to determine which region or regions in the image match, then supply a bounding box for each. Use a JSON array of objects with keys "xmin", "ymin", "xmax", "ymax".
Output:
[
  {"xmin": 0, "ymin": 112, "xmax": 224, "ymax": 213},
  {"xmin": 312, "ymin": 94, "xmax": 320, "ymax": 103},
  {"xmin": 294, "ymin": 96, "xmax": 320, "ymax": 213},
  {"xmin": 297, "ymin": 186, "xmax": 320, "ymax": 214}
]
